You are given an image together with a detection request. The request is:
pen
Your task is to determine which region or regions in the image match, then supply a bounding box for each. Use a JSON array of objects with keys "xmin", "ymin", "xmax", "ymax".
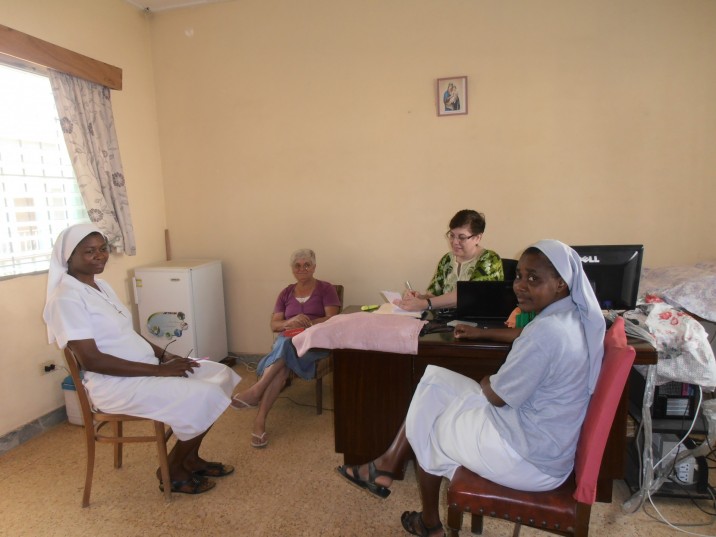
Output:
[{"xmin": 405, "ymin": 281, "xmax": 413, "ymax": 291}]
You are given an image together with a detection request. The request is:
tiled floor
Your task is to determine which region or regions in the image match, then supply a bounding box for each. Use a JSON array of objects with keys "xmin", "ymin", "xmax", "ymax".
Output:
[{"xmin": 1, "ymin": 363, "xmax": 713, "ymax": 536}]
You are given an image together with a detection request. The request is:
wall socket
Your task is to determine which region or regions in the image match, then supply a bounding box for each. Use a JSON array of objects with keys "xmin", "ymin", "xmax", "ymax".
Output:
[{"xmin": 40, "ymin": 360, "xmax": 57, "ymax": 374}]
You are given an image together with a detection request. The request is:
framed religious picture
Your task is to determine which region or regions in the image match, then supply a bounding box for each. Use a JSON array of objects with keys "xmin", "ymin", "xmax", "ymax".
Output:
[{"xmin": 436, "ymin": 76, "xmax": 467, "ymax": 116}]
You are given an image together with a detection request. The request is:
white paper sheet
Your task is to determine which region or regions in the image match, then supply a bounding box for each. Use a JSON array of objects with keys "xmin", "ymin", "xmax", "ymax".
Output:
[{"xmin": 377, "ymin": 291, "xmax": 423, "ymax": 318}]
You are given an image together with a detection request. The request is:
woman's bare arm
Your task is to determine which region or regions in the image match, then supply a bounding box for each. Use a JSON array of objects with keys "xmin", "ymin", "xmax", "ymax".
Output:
[
  {"xmin": 68, "ymin": 339, "xmax": 198, "ymax": 378},
  {"xmin": 453, "ymin": 325, "xmax": 522, "ymax": 343},
  {"xmin": 307, "ymin": 305, "xmax": 340, "ymax": 325},
  {"xmin": 480, "ymin": 376, "xmax": 506, "ymax": 407}
]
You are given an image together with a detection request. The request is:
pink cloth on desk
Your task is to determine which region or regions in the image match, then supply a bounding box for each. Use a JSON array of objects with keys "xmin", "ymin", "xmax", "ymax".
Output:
[{"xmin": 292, "ymin": 312, "xmax": 428, "ymax": 356}]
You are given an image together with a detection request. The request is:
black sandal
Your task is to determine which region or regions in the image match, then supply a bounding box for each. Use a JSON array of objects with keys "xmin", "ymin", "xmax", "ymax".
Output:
[
  {"xmin": 400, "ymin": 511, "xmax": 444, "ymax": 537},
  {"xmin": 336, "ymin": 461, "xmax": 396, "ymax": 499},
  {"xmin": 158, "ymin": 475, "xmax": 216, "ymax": 495},
  {"xmin": 192, "ymin": 462, "xmax": 235, "ymax": 478}
]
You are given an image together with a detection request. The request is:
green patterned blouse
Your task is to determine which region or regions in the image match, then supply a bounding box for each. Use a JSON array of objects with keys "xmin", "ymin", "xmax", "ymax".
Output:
[{"xmin": 426, "ymin": 249, "xmax": 504, "ymax": 296}]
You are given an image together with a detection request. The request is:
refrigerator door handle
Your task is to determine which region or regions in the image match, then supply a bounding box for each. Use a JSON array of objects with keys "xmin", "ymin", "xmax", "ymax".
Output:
[{"xmin": 132, "ymin": 276, "xmax": 140, "ymax": 305}]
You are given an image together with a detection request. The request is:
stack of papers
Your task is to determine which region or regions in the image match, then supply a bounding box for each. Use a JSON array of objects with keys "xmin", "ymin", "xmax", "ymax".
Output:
[{"xmin": 375, "ymin": 291, "xmax": 423, "ymax": 318}]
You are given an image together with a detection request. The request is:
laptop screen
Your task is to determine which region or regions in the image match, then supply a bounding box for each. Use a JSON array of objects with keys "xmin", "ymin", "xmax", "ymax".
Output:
[{"xmin": 456, "ymin": 280, "xmax": 517, "ymax": 321}]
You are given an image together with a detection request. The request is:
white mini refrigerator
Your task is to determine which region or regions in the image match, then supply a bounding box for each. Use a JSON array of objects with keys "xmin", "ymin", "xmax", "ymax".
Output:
[{"xmin": 133, "ymin": 259, "xmax": 228, "ymax": 362}]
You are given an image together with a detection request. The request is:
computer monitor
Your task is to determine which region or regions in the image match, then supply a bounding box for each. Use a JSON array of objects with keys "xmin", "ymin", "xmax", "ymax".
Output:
[{"xmin": 571, "ymin": 244, "xmax": 644, "ymax": 310}]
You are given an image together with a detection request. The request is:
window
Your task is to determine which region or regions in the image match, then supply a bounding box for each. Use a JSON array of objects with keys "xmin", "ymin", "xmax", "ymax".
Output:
[{"xmin": 0, "ymin": 62, "xmax": 88, "ymax": 278}]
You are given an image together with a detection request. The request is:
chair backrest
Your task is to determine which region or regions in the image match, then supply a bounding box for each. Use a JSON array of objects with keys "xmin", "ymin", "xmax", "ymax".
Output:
[
  {"xmin": 334, "ymin": 284, "xmax": 344, "ymax": 313},
  {"xmin": 573, "ymin": 316, "xmax": 635, "ymax": 504},
  {"xmin": 501, "ymin": 258, "xmax": 518, "ymax": 281},
  {"xmin": 63, "ymin": 347, "xmax": 95, "ymax": 428}
]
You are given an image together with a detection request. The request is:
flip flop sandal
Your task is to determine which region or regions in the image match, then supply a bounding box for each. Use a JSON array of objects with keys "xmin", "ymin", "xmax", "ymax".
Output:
[
  {"xmin": 251, "ymin": 432, "xmax": 268, "ymax": 448},
  {"xmin": 159, "ymin": 475, "xmax": 216, "ymax": 495},
  {"xmin": 230, "ymin": 396, "xmax": 258, "ymax": 410},
  {"xmin": 336, "ymin": 461, "xmax": 395, "ymax": 499},
  {"xmin": 400, "ymin": 511, "xmax": 444, "ymax": 537},
  {"xmin": 193, "ymin": 462, "xmax": 234, "ymax": 478}
]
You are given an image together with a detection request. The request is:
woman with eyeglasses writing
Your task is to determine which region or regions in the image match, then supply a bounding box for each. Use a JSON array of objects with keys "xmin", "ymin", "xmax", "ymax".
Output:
[
  {"xmin": 231, "ymin": 248, "xmax": 341, "ymax": 448},
  {"xmin": 396, "ymin": 209, "xmax": 504, "ymax": 312},
  {"xmin": 338, "ymin": 241, "xmax": 605, "ymax": 536}
]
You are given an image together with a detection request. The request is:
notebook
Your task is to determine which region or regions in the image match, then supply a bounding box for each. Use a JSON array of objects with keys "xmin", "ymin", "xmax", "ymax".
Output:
[
  {"xmin": 376, "ymin": 290, "xmax": 424, "ymax": 318},
  {"xmin": 455, "ymin": 280, "xmax": 517, "ymax": 326}
]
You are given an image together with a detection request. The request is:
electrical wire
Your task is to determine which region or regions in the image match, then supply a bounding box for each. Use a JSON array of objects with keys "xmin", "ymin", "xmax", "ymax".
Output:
[
  {"xmin": 232, "ymin": 358, "xmax": 257, "ymax": 374},
  {"xmin": 228, "ymin": 357, "xmax": 334, "ymax": 411},
  {"xmin": 628, "ymin": 384, "xmax": 716, "ymax": 535},
  {"xmin": 276, "ymin": 394, "xmax": 334, "ymax": 413},
  {"xmin": 664, "ymin": 476, "xmax": 716, "ymax": 516},
  {"xmin": 643, "ymin": 492, "xmax": 715, "ymax": 536},
  {"xmin": 653, "ymin": 388, "xmax": 703, "ymax": 469}
]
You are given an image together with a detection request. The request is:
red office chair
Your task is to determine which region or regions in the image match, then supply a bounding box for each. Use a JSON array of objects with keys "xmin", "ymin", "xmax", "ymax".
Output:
[{"xmin": 446, "ymin": 317, "xmax": 635, "ymax": 537}]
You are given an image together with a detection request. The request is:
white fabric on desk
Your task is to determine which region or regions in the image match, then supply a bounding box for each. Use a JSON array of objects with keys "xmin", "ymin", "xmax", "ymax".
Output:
[
  {"xmin": 628, "ymin": 297, "xmax": 716, "ymax": 390},
  {"xmin": 291, "ymin": 312, "xmax": 427, "ymax": 356}
]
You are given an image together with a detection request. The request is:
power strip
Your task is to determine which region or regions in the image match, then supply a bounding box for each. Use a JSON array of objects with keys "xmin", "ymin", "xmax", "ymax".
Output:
[{"xmin": 653, "ymin": 433, "xmax": 697, "ymax": 484}]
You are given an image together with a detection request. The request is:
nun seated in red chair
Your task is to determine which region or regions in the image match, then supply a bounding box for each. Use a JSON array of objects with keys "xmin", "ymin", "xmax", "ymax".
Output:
[{"xmin": 336, "ymin": 240, "xmax": 605, "ymax": 537}]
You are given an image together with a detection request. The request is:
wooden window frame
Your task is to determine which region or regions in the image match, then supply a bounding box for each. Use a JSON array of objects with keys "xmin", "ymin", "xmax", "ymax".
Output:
[{"xmin": 0, "ymin": 24, "xmax": 122, "ymax": 90}]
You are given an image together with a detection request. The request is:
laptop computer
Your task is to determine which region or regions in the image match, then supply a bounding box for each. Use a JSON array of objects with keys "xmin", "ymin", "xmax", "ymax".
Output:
[{"xmin": 455, "ymin": 280, "xmax": 517, "ymax": 327}]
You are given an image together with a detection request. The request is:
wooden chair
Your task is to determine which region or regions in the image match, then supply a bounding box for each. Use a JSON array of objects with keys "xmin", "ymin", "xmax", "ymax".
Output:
[
  {"xmin": 446, "ymin": 317, "xmax": 636, "ymax": 537},
  {"xmin": 314, "ymin": 284, "xmax": 343, "ymax": 414},
  {"xmin": 286, "ymin": 285, "xmax": 343, "ymax": 415},
  {"xmin": 286, "ymin": 284, "xmax": 343, "ymax": 415},
  {"xmin": 63, "ymin": 347, "xmax": 174, "ymax": 507}
]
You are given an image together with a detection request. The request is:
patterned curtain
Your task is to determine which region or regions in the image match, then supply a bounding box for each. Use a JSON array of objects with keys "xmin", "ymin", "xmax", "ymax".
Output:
[{"xmin": 48, "ymin": 71, "xmax": 136, "ymax": 255}]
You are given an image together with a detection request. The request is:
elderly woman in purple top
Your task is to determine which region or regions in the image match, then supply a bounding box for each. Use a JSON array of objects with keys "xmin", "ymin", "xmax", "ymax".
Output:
[{"xmin": 232, "ymin": 249, "xmax": 340, "ymax": 448}]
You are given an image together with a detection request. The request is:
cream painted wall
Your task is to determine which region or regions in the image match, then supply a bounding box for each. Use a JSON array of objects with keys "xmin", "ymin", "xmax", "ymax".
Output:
[
  {"xmin": 0, "ymin": 0, "xmax": 169, "ymax": 436},
  {"xmin": 149, "ymin": 0, "xmax": 716, "ymax": 355},
  {"xmin": 1, "ymin": 0, "xmax": 715, "ymax": 438}
]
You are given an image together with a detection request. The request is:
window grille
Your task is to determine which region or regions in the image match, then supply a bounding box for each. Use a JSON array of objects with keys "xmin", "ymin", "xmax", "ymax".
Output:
[{"xmin": 0, "ymin": 63, "xmax": 88, "ymax": 278}]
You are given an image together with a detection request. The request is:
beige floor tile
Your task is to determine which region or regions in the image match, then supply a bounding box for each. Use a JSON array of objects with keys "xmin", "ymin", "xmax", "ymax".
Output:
[{"xmin": 0, "ymin": 364, "xmax": 713, "ymax": 536}]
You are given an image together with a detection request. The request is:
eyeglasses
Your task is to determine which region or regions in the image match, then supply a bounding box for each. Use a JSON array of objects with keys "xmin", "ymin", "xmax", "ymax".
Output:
[
  {"xmin": 445, "ymin": 231, "xmax": 476, "ymax": 243},
  {"xmin": 292, "ymin": 263, "xmax": 315, "ymax": 272}
]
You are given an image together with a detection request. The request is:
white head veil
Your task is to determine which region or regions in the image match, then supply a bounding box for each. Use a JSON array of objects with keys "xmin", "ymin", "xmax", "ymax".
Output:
[
  {"xmin": 44, "ymin": 223, "xmax": 104, "ymax": 344},
  {"xmin": 531, "ymin": 239, "xmax": 606, "ymax": 394}
]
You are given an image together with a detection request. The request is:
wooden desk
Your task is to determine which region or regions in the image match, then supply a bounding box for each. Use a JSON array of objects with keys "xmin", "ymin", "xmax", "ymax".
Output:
[{"xmin": 332, "ymin": 323, "xmax": 657, "ymax": 503}]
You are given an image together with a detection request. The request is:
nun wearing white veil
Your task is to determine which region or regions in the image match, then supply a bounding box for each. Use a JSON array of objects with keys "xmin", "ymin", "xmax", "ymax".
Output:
[
  {"xmin": 43, "ymin": 224, "xmax": 241, "ymax": 495},
  {"xmin": 336, "ymin": 239, "xmax": 605, "ymax": 537}
]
